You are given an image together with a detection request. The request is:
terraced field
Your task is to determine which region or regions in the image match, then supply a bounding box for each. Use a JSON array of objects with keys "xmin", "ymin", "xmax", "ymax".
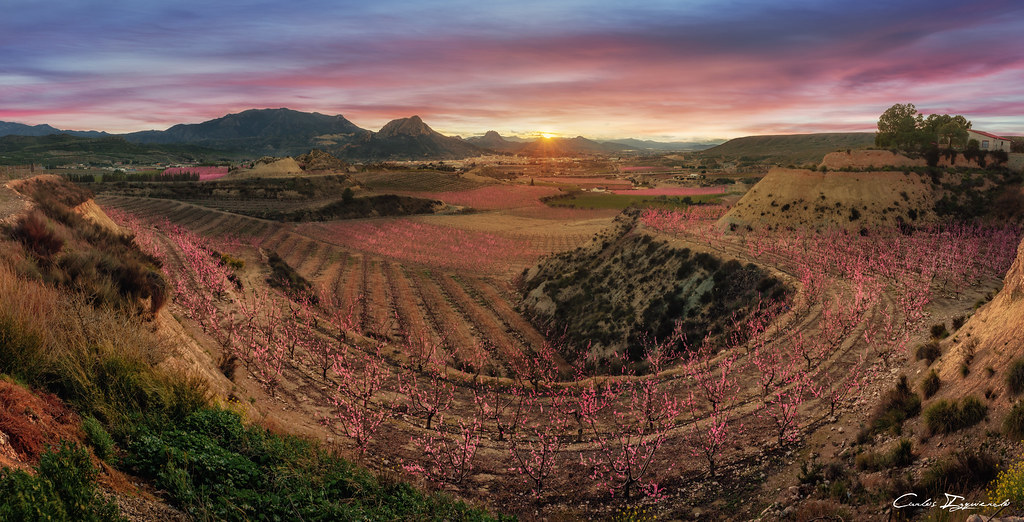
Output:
[
  {"xmin": 97, "ymin": 194, "xmax": 551, "ymax": 375},
  {"xmin": 351, "ymin": 170, "xmax": 485, "ymax": 192}
]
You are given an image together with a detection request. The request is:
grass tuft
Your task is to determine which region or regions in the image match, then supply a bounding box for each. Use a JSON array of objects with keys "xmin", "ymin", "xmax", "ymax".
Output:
[
  {"xmin": 924, "ymin": 396, "xmax": 987, "ymax": 434},
  {"xmin": 1007, "ymin": 358, "xmax": 1024, "ymax": 395}
]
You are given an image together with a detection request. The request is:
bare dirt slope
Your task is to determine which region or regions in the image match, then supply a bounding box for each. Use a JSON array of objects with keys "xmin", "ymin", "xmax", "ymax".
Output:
[
  {"xmin": 720, "ymin": 167, "xmax": 938, "ymax": 230},
  {"xmin": 819, "ymin": 150, "xmax": 922, "ymax": 170},
  {"xmin": 233, "ymin": 157, "xmax": 304, "ymax": 178},
  {"xmin": 933, "ymin": 236, "xmax": 1024, "ymax": 413},
  {"xmin": 68, "ymin": 196, "xmax": 235, "ymax": 400},
  {"xmin": 821, "ymin": 149, "xmax": 988, "ymax": 170}
]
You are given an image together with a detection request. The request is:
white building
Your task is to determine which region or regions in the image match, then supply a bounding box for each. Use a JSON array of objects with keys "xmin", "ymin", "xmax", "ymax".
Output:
[{"xmin": 967, "ymin": 130, "xmax": 1012, "ymax": 152}]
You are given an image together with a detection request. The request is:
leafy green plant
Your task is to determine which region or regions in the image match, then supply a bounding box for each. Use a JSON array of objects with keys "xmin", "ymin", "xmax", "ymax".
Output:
[
  {"xmin": 125, "ymin": 408, "xmax": 503, "ymax": 521},
  {"xmin": 952, "ymin": 315, "xmax": 966, "ymax": 330},
  {"xmin": 82, "ymin": 416, "xmax": 115, "ymax": 461},
  {"xmin": 855, "ymin": 439, "xmax": 914, "ymax": 471},
  {"xmin": 0, "ymin": 442, "xmax": 123, "ymax": 521}
]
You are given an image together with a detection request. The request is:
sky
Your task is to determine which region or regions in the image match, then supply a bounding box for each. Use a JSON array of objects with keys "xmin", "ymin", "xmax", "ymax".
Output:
[{"xmin": 2, "ymin": 0, "xmax": 1023, "ymax": 140}]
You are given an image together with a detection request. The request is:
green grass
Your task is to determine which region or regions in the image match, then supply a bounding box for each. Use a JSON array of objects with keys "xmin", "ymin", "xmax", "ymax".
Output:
[
  {"xmin": 545, "ymin": 192, "xmax": 720, "ymax": 210},
  {"xmin": 125, "ymin": 408, "xmax": 505, "ymax": 522},
  {"xmin": 0, "ymin": 442, "xmax": 123, "ymax": 521}
]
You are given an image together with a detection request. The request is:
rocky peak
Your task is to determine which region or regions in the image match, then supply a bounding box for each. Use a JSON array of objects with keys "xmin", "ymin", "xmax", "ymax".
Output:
[{"xmin": 377, "ymin": 116, "xmax": 435, "ymax": 138}]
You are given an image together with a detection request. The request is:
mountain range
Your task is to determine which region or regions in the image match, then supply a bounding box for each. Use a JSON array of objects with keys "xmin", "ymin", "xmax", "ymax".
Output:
[
  {"xmin": 0, "ymin": 121, "xmax": 109, "ymax": 139},
  {"xmin": 0, "ymin": 108, "xmax": 722, "ymax": 160}
]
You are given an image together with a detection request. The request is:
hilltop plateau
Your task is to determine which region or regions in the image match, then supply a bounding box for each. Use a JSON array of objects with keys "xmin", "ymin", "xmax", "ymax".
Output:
[
  {"xmin": 721, "ymin": 150, "xmax": 1023, "ymax": 230},
  {"xmin": 698, "ymin": 132, "xmax": 875, "ymax": 166}
]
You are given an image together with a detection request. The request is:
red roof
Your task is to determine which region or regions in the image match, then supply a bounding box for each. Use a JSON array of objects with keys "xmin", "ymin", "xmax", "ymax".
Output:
[{"xmin": 971, "ymin": 130, "xmax": 1010, "ymax": 141}]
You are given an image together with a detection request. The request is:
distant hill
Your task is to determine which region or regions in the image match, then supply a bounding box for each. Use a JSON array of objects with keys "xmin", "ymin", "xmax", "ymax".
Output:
[
  {"xmin": 335, "ymin": 116, "xmax": 484, "ymax": 160},
  {"xmin": 123, "ymin": 108, "xmax": 368, "ymax": 156},
  {"xmin": 699, "ymin": 133, "xmax": 875, "ymax": 165},
  {"xmin": 465, "ymin": 133, "xmax": 717, "ymax": 155},
  {"xmin": 465, "ymin": 130, "xmax": 522, "ymax": 153},
  {"xmin": 295, "ymin": 149, "xmax": 347, "ymax": 171},
  {"xmin": 0, "ymin": 121, "xmax": 109, "ymax": 138},
  {"xmin": 518, "ymin": 136, "xmax": 629, "ymax": 157},
  {"xmin": 0, "ymin": 134, "xmax": 220, "ymax": 166},
  {"xmin": 605, "ymin": 138, "xmax": 722, "ymax": 151}
]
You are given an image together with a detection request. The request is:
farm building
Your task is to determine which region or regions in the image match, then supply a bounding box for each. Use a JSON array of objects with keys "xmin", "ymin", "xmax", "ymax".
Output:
[{"xmin": 967, "ymin": 129, "xmax": 1012, "ymax": 152}]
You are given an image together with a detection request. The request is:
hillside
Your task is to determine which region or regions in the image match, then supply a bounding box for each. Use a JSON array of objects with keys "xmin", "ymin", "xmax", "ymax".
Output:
[
  {"xmin": 0, "ymin": 134, "xmax": 222, "ymax": 166},
  {"xmin": 932, "ymin": 234, "xmax": 1024, "ymax": 414},
  {"xmin": 295, "ymin": 148, "xmax": 348, "ymax": 171},
  {"xmin": 0, "ymin": 176, "xmax": 501, "ymax": 520},
  {"xmin": 720, "ymin": 162, "xmax": 1024, "ymax": 230},
  {"xmin": 605, "ymin": 138, "xmax": 721, "ymax": 151},
  {"xmin": 699, "ymin": 132, "xmax": 875, "ymax": 165},
  {"xmin": 124, "ymin": 108, "xmax": 368, "ymax": 156},
  {"xmin": 520, "ymin": 211, "xmax": 788, "ymax": 365},
  {"xmin": 720, "ymin": 167, "xmax": 939, "ymax": 230},
  {"xmin": 0, "ymin": 121, "xmax": 109, "ymax": 138},
  {"xmin": 464, "ymin": 132, "xmax": 712, "ymax": 155},
  {"xmin": 465, "ymin": 130, "xmax": 522, "ymax": 153}
]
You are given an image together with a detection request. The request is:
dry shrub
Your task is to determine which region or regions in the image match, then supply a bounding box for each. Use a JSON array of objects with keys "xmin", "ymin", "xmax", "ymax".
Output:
[
  {"xmin": 12, "ymin": 210, "xmax": 64, "ymax": 259},
  {"xmin": 9, "ymin": 175, "xmax": 92, "ymax": 208},
  {"xmin": 792, "ymin": 499, "xmax": 851, "ymax": 521},
  {"xmin": 0, "ymin": 264, "xmax": 59, "ymax": 380},
  {"xmin": 9, "ymin": 179, "xmax": 168, "ymax": 315},
  {"xmin": 0, "ymin": 260, "xmax": 204, "ymax": 429},
  {"xmin": 0, "ymin": 379, "xmax": 81, "ymax": 462}
]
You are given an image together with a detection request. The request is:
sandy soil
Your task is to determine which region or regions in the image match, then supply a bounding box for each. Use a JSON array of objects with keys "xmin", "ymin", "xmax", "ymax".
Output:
[{"xmin": 721, "ymin": 167, "xmax": 938, "ymax": 230}]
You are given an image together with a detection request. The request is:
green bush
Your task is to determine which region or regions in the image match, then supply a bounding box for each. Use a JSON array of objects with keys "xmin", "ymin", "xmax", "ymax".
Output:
[
  {"xmin": 1007, "ymin": 358, "xmax": 1024, "ymax": 395},
  {"xmin": 924, "ymin": 396, "xmax": 988, "ymax": 434},
  {"xmin": 930, "ymin": 323, "xmax": 949, "ymax": 339},
  {"xmin": 82, "ymin": 416, "xmax": 115, "ymax": 461},
  {"xmin": 921, "ymin": 370, "xmax": 941, "ymax": 398},
  {"xmin": 125, "ymin": 408, "xmax": 503, "ymax": 521},
  {"xmin": 0, "ymin": 442, "xmax": 123, "ymax": 521}
]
